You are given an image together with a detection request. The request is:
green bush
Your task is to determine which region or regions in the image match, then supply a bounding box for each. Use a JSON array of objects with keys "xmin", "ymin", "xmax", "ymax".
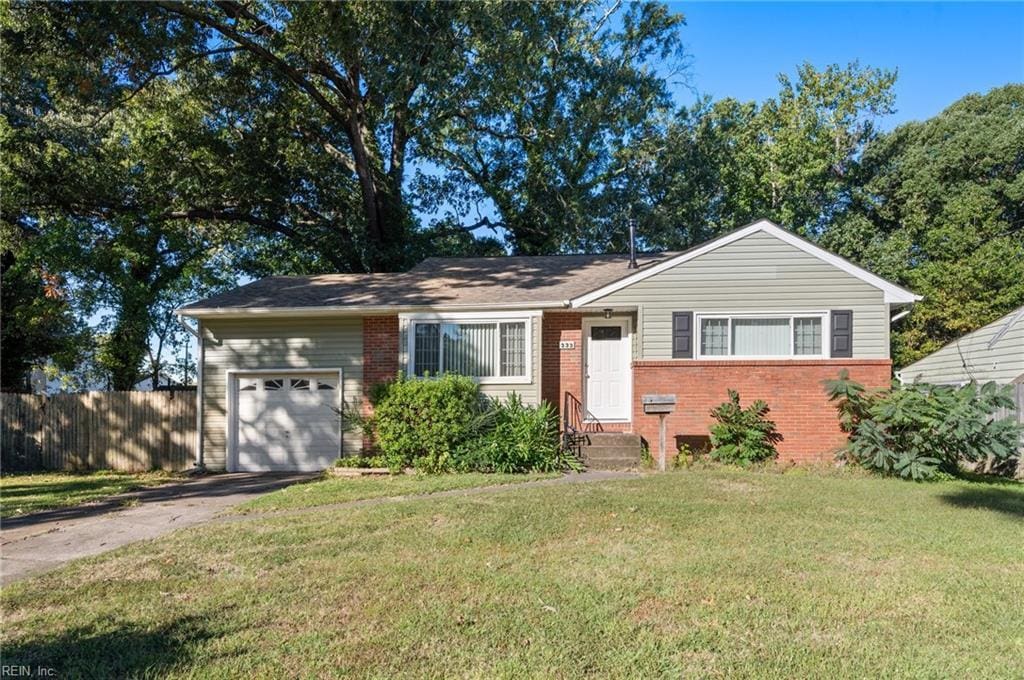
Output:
[
  {"xmin": 334, "ymin": 454, "xmax": 388, "ymax": 469},
  {"xmin": 708, "ymin": 390, "xmax": 781, "ymax": 465},
  {"xmin": 369, "ymin": 373, "xmax": 484, "ymax": 473},
  {"xmin": 455, "ymin": 394, "xmax": 579, "ymax": 473},
  {"xmin": 825, "ymin": 370, "xmax": 1021, "ymax": 480}
]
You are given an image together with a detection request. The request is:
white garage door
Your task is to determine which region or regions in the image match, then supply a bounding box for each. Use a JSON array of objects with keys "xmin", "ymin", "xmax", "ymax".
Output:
[{"xmin": 234, "ymin": 373, "xmax": 341, "ymax": 471}]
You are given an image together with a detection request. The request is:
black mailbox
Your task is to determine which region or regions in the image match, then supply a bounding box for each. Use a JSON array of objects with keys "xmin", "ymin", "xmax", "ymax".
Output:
[{"xmin": 642, "ymin": 394, "xmax": 677, "ymax": 415}]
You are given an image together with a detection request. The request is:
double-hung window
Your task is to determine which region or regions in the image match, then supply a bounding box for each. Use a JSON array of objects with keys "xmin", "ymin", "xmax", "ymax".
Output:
[
  {"xmin": 408, "ymin": 317, "xmax": 530, "ymax": 382},
  {"xmin": 697, "ymin": 313, "xmax": 826, "ymax": 358}
]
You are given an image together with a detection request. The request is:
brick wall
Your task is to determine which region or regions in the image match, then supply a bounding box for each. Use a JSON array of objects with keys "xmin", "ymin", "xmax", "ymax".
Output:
[
  {"xmin": 540, "ymin": 311, "xmax": 633, "ymax": 433},
  {"xmin": 361, "ymin": 315, "xmax": 399, "ymax": 450},
  {"xmin": 541, "ymin": 312, "xmax": 584, "ymax": 420},
  {"xmin": 631, "ymin": 359, "xmax": 892, "ymax": 463}
]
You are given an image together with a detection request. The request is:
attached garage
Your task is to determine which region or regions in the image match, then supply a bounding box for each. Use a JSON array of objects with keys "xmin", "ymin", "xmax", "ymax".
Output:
[{"xmin": 228, "ymin": 371, "xmax": 343, "ymax": 472}]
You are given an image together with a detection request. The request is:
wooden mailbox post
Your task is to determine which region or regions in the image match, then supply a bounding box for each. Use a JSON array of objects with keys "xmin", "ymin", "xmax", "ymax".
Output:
[{"xmin": 642, "ymin": 394, "xmax": 677, "ymax": 471}]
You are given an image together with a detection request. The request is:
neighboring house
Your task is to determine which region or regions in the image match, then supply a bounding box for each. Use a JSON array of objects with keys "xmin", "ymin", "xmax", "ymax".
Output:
[
  {"xmin": 897, "ymin": 306, "xmax": 1024, "ymax": 467},
  {"xmin": 177, "ymin": 219, "xmax": 920, "ymax": 472},
  {"xmin": 897, "ymin": 306, "xmax": 1024, "ymax": 386}
]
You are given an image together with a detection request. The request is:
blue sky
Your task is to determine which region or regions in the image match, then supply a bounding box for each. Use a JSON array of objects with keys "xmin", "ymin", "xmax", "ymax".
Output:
[{"xmin": 671, "ymin": 2, "xmax": 1023, "ymax": 128}]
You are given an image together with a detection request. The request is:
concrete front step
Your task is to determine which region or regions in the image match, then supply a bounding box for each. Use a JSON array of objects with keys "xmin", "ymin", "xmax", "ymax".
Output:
[
  {"xmin": 579, "ymin": 432, "xmax": 643, "ymax": 470},
  {"xmin": 583, "ymin": 446, "xmax": 642, "ymax": 458},
  {"xmin": 582, "ymin": 456, "xmax": 642, "ymax": 470},
  {"xmin": 582, "ymin": 433, "xmax": 642, "ymax": 446}
]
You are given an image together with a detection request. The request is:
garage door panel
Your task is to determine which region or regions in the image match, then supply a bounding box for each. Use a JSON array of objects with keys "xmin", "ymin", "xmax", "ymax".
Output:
[{"xmin": 234, "ymin": 373, "xmax": 341, "ymax": 472}]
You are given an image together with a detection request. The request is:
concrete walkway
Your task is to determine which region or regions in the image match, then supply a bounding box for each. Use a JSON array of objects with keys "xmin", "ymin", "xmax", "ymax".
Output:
[
  {"xmin": 1, "ymin": 470, "xmax": 640, "ymax": 586},
  {"xmin": 0, "ymin": 473, "xmax": 314, "ymax": 585}
]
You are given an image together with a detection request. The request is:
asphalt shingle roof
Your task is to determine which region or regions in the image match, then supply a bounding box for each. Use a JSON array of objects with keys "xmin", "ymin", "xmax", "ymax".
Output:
[{"xmin": 179, "ymin": 252, "xmax": 678, "ymax": 313}]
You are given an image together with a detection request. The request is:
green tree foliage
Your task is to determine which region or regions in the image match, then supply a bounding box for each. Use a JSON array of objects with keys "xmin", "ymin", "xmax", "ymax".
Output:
[
  {"xmin": 5, "ymin": 0, "xmax": 684, "ymax": 269},
  {"xmin": 825, "ymin": 370, "xmax": 1021, "ymax": 480},
  {"xmin": 423, "ymin": 2, "xmax": 684, "ymax": 254},
  {"xmin": 610, "ymin": 62, "xmax": 896, "ymax": 250},
  {"xmin": 0, "ymin": 247, "xmax": 84, "ymax": 392},
  {"xmin": 708, "ymin": 390, "xmax": 782, "ymax": 465},
  {"xmin": 824, "ymin": 85, "xmax": 1024, "ymax": 366},
  {"xmin": 1, "ymin": 63, "xmax": 233, "ymax": 388},
  {"xmin": 2, "ymin": 1, "xmax": 685, "ymax": 385}
]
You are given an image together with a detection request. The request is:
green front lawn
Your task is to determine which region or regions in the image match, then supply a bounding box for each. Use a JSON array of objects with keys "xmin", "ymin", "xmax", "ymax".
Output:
[
  {"xmin": 3, "ymin": 469, "xmax": 1022, "ymax": 678},
  {"xmin": 0, "ymin": 471, "xmax": 180, "ymax": 518},
  {"xmin": 235, "ymin": 471, "xmax": 560, "ymax": 513}
]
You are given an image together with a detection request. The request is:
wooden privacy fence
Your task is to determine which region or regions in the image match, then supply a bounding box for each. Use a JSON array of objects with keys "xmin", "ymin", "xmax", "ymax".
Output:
[{"xmin": 1, "ymin": 390, "xmax": 196, "ymax": 472}]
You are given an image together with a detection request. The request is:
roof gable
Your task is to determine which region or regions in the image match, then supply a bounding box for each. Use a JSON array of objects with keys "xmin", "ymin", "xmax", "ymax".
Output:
[{"xmin": 569, "ymin": 219, "xmax": 921, "ymax": 307}]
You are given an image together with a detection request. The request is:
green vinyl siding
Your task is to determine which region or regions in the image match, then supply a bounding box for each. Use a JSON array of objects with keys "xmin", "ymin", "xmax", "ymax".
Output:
[
  {"xmin": 589, "ymin": 230, "xmax": 890, "ymax": 359},
  {"xmin": 899, "ymin": 307, "xmax": 1024, "ymax": 384},
  {"xmin": 201, "ymin": 317, "xmax": 363, "ymax": 470}
]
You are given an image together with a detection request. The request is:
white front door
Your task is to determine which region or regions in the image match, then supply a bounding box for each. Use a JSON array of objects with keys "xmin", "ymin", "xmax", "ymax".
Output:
[{"xmin": 584, "ymin": 318, "xmax": 631, "ymax": 421}]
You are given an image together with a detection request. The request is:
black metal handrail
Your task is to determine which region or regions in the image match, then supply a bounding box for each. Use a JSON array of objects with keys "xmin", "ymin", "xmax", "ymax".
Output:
[{"xmin": 562, "ymin": 392, "xmax": 605, "ymax": 458}]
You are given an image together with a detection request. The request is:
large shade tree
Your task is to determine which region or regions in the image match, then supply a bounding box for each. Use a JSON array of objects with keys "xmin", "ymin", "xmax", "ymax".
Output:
[
  {"xmin": 824, "ymin": 84, "xmax": 1024, "ymax": 366},
  {"xmin": 6, "ymin": 0, "xmax": 684, "ymax": 271},
  {"xmin": 2, "ymin": 0, "xmax": 684, "ymax": 388},
  {"xmin": 606, "ymin": 62, "xmax": 896, "ymax": 251}
]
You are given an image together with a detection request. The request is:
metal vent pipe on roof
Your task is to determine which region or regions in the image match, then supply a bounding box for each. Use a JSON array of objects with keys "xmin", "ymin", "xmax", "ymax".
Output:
[{"xmin": 628, "ymin": 217, "xmax": 638, "ymax": 269}]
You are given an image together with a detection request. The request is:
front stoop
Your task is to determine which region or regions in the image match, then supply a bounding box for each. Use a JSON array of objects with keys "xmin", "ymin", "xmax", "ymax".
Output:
[{"xmin": 580, "ymin": 432, "xmax": 644, "ymax": 470}]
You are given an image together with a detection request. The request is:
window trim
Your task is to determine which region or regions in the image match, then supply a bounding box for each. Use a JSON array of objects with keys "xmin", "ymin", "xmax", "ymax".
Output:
[
  {"xmin": 694, "ymin": 311, "xmax": 831, "ymax": 360},
  {"xmin": 404, "ymin": 312, "xmax": 535, "ymax": 384}
]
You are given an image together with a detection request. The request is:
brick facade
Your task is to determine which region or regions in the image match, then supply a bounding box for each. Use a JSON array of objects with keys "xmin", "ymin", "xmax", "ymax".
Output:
[
  {"xmin": 368, "ymin": 312, "xmax": 890, "ymax": 463},
  {"xmin": 539, "ymin": 309, "xmax": 891, "ymax": 463},
  {"xmin": 540, "ymin": 311, "xmax": 584, "ymax": 419},
  {"xmin": 630, "ymin": 359, "xmax": 892, "ymax": 463},
  {"xmin": 361, "ymin": 315, "xmax": 400, "ymax": 450}
]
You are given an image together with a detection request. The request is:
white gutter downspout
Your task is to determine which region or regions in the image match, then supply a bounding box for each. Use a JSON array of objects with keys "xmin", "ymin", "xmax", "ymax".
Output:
[{"xmin": 176, "ymin": 314, "xmax": 205, "ymax": 472}]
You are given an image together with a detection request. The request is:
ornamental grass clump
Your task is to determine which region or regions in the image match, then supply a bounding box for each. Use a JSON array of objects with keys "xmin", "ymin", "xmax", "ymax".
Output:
[
  {"xmin": 455, "ymin": 394, "xmax": 579, "ymax": 474},
  {"xmin": 825, "ymin": 370, "xmax": 1021, "ymax": 480}
]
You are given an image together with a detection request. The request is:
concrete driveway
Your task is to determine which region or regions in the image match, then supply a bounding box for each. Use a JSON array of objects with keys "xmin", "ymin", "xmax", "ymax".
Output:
[{"xmin": 0, "ymin": 472, "xmax": 314, "ymax": 586}]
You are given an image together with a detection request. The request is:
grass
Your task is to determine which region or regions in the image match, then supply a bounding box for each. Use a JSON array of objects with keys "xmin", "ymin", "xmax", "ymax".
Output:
[
  {"xmin": 234, "ymin": 471, "xmax": 561, "ymax": 513},
  {"xmin": 3, "ymin": 468, "xmax": 1023, "ymax": 678},
  {"xmin": 0, "ymin": 470, "xmax": 180, "ymax": 518}
]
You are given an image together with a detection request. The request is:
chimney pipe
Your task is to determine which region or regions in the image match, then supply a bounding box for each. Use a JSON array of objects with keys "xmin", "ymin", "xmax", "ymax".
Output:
[{"xmin": 627, "ymin": 217, "xmax": 638, "ymax": 269}]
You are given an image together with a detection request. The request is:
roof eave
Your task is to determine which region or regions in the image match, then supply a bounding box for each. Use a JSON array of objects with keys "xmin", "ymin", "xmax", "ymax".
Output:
[{"xmin": 175, "ymin": 300, "xmax": 567, "ymax": 319}]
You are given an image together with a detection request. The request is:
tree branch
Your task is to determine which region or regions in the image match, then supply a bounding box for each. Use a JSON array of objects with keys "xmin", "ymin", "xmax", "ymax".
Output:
[
  {"xmin": 93, "ymin": 47, "xmax": 243, "ymax": 126},
  {"xmin": 154, "ymin": 2, "xmax": 353, "ymax": 130}
]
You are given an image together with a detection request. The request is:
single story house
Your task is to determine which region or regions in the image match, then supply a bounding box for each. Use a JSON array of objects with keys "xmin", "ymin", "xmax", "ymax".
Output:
[
  {"xmin": 897, "ymin": 305, "xmax": 1024, "ymax": 386},
  {"xmin": 177, "ymin": 219, "xmax": 920, "ymax": 472}
]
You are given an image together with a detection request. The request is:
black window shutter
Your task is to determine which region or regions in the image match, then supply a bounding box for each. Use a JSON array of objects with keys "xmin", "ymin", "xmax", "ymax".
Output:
[
  {"xmin": 672, "ymin": 312, "xmax": 693, "ymax": 358},
  {"xmin": 830, "ymin": 310, "xmax": 853, "ymax": 358}
]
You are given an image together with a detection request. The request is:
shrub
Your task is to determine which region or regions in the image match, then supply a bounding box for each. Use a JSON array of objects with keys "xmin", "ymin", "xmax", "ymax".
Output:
[
  {"xmin": 455, "ymin": 394, "xmax": 579, "ymax": 473},
  {"xmin": 708, "ymin": 390, "xmax": 781, "ymax": 465},
  {"xmin": 824, "ymin": 370, "xmax": 1021, "ymax": 480},
  {"xmin": 335, "ymin": 454, "xmax": 388, "ymax": 469},
  {"xmin": 369, "ymin": 373, "xmax": 483, "ymax": 473}
]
